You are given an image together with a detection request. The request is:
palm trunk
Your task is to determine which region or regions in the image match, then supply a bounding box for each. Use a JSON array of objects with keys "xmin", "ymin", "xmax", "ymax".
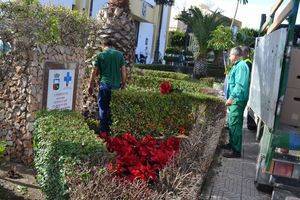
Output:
[
  {"xmin": 193, "ymin": 51, "xmax": 207, "ymax": 78},
  {"xmin": 230, "ymin": 0, "xmax": 240, "ymax": 29}
]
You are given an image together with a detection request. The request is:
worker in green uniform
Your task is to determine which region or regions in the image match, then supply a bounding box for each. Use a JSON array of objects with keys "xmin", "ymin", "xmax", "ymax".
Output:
[
  {"xmin": 88, "ymin": 39, "xmax": 127, "ymax": 136},
  {"xmin": 222, "ymin": 47, "xmax": 250, "ymax": 158}
]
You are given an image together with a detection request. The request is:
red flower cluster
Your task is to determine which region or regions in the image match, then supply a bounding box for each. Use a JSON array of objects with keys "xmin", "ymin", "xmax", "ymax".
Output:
[
  {"xmin": 99, "ymin": 132, "xmax": 180, "ymax": 182},
  {"xmin": 160, "ymin": 81, "xmax": 172, "ymax": 94}
]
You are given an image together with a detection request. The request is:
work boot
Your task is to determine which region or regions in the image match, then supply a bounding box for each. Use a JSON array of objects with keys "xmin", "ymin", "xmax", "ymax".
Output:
[
  {"xmin": 220, "ymin": 143, "xmax": 232, "ymax": 150},
  {"xmin": 222, "ymin": 150, "xmax": 241, "ymax": 158}
]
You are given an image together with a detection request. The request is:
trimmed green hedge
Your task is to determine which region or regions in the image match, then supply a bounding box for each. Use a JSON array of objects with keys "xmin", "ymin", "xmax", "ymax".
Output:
[
  {"xmin": 132, "ymin": 68, "xmax": 190, "ymax": 80},
  {"xmin": 129, "ymin": 74, "xmax": 210, "ymax": 93},
  {"xmin": 34, "ymin": 110, "xmax": 107, "ymax": 200},
  {"xmin": 134, "ymin": 64, "xmax": 225, "ymax": 78},
  {"xmin": 109, "ymin": 88, "xmax": 222, "ymax": 137}
]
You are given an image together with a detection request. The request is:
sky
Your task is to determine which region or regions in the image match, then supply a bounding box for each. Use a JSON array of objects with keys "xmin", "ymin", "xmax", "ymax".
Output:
[{"xmin": 170, "ymin": 0, "xmax": 281, "ymax": 29}]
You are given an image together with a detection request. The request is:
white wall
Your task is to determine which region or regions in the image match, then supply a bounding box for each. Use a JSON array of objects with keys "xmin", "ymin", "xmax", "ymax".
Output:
[
  {"xmin": 135, "ymin": 22, "xmax": 154, "ymax": 64},
  {"xmin": 39, "ymin": 0, "xmax": 74, "ymax": 8},
  {"xmin": 159, "ymin": 5, "xmax": 170, "ymax": 59},
  {"xmin": 91, "ymin": 0, "xmax": 108, "ymax": 17}
]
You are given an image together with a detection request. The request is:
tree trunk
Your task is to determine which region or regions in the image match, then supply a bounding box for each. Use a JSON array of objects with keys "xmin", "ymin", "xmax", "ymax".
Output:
[{"xmin": 230, "ymin": 0, "xmax": 240, "ymax": 29}]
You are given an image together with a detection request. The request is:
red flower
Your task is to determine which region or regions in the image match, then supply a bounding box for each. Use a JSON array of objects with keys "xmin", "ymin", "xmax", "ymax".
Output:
[
  {"xmin": 102, "ymin": 132, "xmax": 180, "ymax": 182},
  {"xmin": 160, "ymin": 81, "xmax": 172, "ymax": 94}
]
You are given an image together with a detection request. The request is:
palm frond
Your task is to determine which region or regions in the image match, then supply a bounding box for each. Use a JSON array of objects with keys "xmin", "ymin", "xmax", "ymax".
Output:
[{"xmin": 177, "ymin": 7, "xmax": 228, "ymax": 55}]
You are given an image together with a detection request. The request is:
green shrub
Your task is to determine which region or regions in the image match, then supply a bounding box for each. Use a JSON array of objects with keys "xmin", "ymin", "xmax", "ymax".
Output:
[
  {"xmin": 109, "ymin": 88, "xmax": 222, "ymax": 137},
  {"xmin": 34, "ymin": 110, "xmax": 107, "ymax": 200},
  {"xmin": 129, "ymin": 75, "xmax": 211, "ymax": 93},
  {"xmin": 0, "ymin": 1, "xmax": 92, "ymax": 48},
  {"xmin": 165, "ymin": 47, "xmax": 182, "ymax": 54},
  {"xmin": 132, "ymin": 68, "xmax": 190, "ymax": 80}
]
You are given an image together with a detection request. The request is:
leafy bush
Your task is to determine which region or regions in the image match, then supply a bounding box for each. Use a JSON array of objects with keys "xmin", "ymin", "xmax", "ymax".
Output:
[
  {"xmin": 34, "ymin": 110, "xmax": 107, "ymax": 200},
  {"xmin": 0, "ymin": 1, "xmax": 92, "ymax": 48},
  {"xmin": 165, "ymin": 47, "xmax": 182, "ymax": 54},
  {"xmin": 132, "ymin": 68, "xmax": 190, "ymax": 80},
  {"xmin": 167, "ymin": 31, "xmax": 186, "ymax": 48},
  {"xmin": 208, "ymin": 25, "xmax": 235, "ymax": 51},
  {"xmin": 109, "ymin": 88, "xmax": 222, "ymax": 137}
]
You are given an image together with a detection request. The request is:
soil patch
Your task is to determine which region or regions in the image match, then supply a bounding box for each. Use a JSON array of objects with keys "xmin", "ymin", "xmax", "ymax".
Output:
[{"xmin": 0, "ymin": 162, "xmax": 44, "ymax": 200}]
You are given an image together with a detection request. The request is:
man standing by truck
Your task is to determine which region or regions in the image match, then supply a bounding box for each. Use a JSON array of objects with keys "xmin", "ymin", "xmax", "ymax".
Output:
[{"xmin": 222, "ymin": 47, "xmax": 250, "ymax": 158}]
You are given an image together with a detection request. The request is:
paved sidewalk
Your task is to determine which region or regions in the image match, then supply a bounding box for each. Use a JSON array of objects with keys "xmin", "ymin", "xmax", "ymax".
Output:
[{"xmin": 200, "ymin": 126, "xmax": 271, "ymax": 200}]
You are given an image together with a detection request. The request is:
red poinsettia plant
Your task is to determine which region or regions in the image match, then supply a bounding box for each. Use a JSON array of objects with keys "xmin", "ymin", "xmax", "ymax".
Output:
[
  {"xmin": 160, "ymin": 81, "xmax": 172, "ymax": 94},
  {"xmin": 99, "ymin": 132, "xmax": 180, "ymax": 182}
]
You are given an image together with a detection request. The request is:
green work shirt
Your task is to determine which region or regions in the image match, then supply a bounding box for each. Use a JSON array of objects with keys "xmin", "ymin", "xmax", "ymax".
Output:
[
  {"xmin": 94, "ymin": 48, "xmax": 125, "ymax": 88},
  {"xmin": 227, "ymin": 60, "xmax": 250, "ymax": 102}
]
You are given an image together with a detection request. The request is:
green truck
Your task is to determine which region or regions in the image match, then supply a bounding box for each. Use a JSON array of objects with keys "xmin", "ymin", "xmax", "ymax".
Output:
[{"xmin": 250, "ymin": 0, "xmax": 300, "ymax": 199}]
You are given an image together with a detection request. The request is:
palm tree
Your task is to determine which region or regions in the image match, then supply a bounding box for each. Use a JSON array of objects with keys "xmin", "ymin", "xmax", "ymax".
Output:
[
  {"xmin": 153, "ymin": 0, "xmax": 174, "ymax": 63},
  {"xmin": 177, "ymin": 7, "xmax": 227, "ymax": 77},
  {"xmin": 230, "ymin": 0, "xmax": 248, "ymax": 29}
]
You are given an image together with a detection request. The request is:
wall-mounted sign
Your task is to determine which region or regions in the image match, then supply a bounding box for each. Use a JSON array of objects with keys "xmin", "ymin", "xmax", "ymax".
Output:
[{"xmin": 46, "ymin": 69, "xmax": 75, "ymax": 110}]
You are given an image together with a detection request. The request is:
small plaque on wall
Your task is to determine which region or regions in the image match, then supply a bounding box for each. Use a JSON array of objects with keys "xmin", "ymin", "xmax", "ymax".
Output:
[{"xmin": 46, "ymin": 69, "xmax": 75, "ymax": 110}]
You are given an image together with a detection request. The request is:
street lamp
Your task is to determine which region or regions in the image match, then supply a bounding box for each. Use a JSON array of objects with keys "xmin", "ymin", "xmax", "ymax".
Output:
[{"xmin": 153, "ymin": 0, "xmax": 174, "ymax": 64}]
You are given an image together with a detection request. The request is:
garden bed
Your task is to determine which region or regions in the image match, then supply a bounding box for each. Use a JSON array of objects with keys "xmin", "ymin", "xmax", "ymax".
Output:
[
  {"xmin": 68, "ymin": 104, "xmax": 226, "ymax": 199},
  {"xmin": 34, "ymin": 69, "xmax": 226, "ymax": 199}
]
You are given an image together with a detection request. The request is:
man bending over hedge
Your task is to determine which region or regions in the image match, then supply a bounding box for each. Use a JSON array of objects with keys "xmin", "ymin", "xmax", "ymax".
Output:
[{"xmin": 88, "ymin": 39, "xmax": 127, "ymax": 135}]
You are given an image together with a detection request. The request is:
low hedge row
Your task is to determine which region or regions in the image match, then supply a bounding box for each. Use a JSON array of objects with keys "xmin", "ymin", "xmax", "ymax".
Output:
[
  {"xmin": 34, "ymin": 110, "xmax": 107, "ymax": 200},
  {"xmin": 132, "ymin": 68, "xmax": 190, "ymax": 81},
  {"xmin": 107, "ymin": 88, "xmax": 222, "ymax": 137},
  {"xmin": 135, "ymin": 64, "xmax": 225, "ymax": 78},
  {"xmin": 129, "ymin": 74, "xmax": 210, "ymax": 93}
]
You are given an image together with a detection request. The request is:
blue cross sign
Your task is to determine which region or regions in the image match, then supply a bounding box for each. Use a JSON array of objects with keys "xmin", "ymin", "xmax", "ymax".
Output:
[{"xmin": 64, "ymin": 72, "xmax": 72, "ymax": 86}]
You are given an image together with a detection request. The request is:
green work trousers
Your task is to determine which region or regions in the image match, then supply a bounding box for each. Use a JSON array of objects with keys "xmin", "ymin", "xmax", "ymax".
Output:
[{"xmin": 228, "ymin": 101, "xmax": 247, "ymax": 153}]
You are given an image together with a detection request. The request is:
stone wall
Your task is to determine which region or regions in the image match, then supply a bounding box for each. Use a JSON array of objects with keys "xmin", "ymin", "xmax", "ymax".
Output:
[{"xmin": 0, "ymin": 45, "xmax": 85, "ymax": 164}]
